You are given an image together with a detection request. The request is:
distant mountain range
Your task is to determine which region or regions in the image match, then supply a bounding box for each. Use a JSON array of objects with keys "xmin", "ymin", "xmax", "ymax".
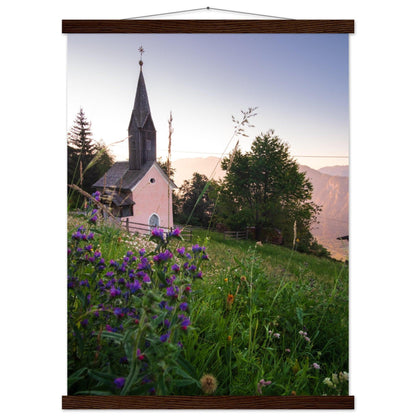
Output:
[
  {"xmin": 317, "ymin": 165, "xmax": 349, "ymax": 177},
  {"xmin": 171, "ymin": 157, "xmax": 349, "ymax": 260}
]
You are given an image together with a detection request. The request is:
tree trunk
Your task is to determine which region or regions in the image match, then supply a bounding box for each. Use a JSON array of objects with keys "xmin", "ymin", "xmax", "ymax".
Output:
[{"xmin": 255, "ymin": 224, "xmax": 262, "ymax": 241}]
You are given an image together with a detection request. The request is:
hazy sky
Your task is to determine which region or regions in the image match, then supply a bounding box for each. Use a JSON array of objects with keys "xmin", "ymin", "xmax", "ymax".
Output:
[{"xmin": 66, "ymin": 33, "xmax": 349, "ymax": 169}]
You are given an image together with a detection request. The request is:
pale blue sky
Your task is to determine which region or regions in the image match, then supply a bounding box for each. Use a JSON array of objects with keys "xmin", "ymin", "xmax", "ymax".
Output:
[{"xmin": 66, "ymin": 33, "xmax": 349, "ymax": 169}]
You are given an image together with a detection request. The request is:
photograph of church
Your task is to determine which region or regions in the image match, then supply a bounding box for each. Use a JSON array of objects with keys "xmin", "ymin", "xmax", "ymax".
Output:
[{"xmin": 93, "ymin": 53, "xmax": 176, "ymax": 229}]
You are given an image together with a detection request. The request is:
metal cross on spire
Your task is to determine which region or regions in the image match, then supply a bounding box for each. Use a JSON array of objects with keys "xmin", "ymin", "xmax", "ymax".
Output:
[{"xmin": 138, "ymin": 45, "xmax": 145, "ymax": 68}]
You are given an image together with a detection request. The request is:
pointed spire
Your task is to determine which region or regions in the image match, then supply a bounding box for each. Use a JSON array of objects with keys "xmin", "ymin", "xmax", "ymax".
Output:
[
  {"xmin": 131, "ymin": 69, "xmax": 151, "ymax": 128},
  {"xmin": 128, "ymin": 46, "xmax": 156, "ymax": 170}
]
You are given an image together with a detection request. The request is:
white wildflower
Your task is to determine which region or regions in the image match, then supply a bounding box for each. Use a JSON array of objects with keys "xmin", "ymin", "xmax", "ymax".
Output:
[
  {"xmin": 339, "ymin": 371, "xmax": 349, "ymax": 382},
  {"xmin": 323, "ymin": 378, "xmax": 334, "ymax": 388}
]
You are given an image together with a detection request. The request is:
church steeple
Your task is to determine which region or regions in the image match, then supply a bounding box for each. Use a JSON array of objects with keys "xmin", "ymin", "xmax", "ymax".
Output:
[{"xmin": 128, "ymin": 47, "xmax": 156, "ymax": 170}]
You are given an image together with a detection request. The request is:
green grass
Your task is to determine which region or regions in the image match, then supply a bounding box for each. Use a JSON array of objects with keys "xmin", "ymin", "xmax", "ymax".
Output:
[
  {"xmin": 178, "ymin": 229, "xmax": 349, "ymax": 395},
  {"xmin": 67, "ymin": 217, "xmax": 349, "ymax": 396}
]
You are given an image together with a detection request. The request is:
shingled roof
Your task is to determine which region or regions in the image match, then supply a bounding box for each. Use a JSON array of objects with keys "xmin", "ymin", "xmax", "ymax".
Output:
[
  {"xmin": 131, "ymin": 70, "xmax": 154, "ymax": 130},
  {"xmin": 93, "ymin": 160, "xmax": 176, "ymax": 191}
]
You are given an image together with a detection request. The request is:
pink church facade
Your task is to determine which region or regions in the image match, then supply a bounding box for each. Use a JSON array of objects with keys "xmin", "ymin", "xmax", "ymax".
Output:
[
  {"xmin": 130, "ymin": 162, "xmax": 174, "ymax": 228},
  {"xmin": 93, "ymin": 55, "xmax": 176, "ymax": 230}
]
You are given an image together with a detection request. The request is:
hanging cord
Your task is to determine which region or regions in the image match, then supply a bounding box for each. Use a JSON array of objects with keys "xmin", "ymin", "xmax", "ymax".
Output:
[{"xmin": 124, "ymin": 6, "xmax": 294, "ymax": 20}]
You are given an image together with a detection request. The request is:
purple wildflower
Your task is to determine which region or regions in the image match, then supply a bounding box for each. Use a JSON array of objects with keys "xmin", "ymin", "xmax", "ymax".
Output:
[
  {"xmin": 166, "ymin": 286, "xmax": 177, "ymax": 297},
  {"xmin": 142, "ymin": 274, "xmax": 151, "ymax": 283},
  {"xmin": 179, "ymin": 302, "xmax": 188, "ymax": 311},
  {"xmin": 166, "ymin": 275, "xmax": 176, "ymax": 285},
  {"xmin": 92, "ymin": 191, "xmax": 101, "ymax": 201},
  {"xmin": 257, "ymin": 379, "xmax": 272, "ymax": 395},
  {"xmin": 114, "ymin": 377, "xmax": 125, "ymax": 389},
  {"xmin": 192, "ymin": 244, "xmax": 201, "ymax": 253},
  {"xmin": 151, "ymin": 227, "xmax": 165, "ymax": 240},
  {"xmin": 177, "ymin": 247, "xmax": 185, "ymax": 256},
  {"xmin": 139, "ymin": 248, "xmax": 146, "ymax": 256},
  {"xmin": 71, "ymin": 231, "xmax": 82, "ymax": 240},
  {"xmin": 153, "ymin": 250, "xmax": 173, "ymax": 263},
  {"xmin": 171, "ymin": 263, "xmax": 180, "ymax": 272},
  {"xmin": 110, "ymin": 286, "xmax": 121, "ymax": 297},
  {"xmin": 169, "ymin": 228, "xmax": 181, "ymax": 237},
  {"xmin": 160, "ymin": 331, "xmax": 171, "ymax": 343},
  {"xmin": 129, "ymin": 280, "xmax": 141, "ymax": 293},
  {"xmin": 178, "ymin": 314, "xmax": 191, "ymax": 330}
]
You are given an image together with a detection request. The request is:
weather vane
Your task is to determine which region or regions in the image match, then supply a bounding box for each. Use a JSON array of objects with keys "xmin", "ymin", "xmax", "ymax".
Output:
[{"xmin": 138, "ymin": 45, "xmax": 145, "ymax": 67}]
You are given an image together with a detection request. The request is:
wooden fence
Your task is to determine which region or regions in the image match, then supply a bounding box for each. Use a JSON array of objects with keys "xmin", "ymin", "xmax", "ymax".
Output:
[
  {"xmin": 121, "ymin": 218, "xmax": 193, "ymax": 242},
  {"xmin": 223, "ymin": 230, "xmax": 249, "ymax": 240}
]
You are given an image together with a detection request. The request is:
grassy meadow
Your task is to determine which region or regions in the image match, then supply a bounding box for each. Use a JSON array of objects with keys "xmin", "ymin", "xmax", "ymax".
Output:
[{"xmin": 67, "ymin": 206, "xmax": 348, "ymax": 396}]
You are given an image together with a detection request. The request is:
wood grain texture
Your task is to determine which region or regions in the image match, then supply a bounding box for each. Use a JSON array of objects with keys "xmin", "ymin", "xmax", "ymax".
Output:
[
  {"xmin": 62, "ymin": 19, "xmax": 354, "ymax": 34},
  {"xmin": 62, "ymin": 395, "xmax": 354, "ymax": 409}
]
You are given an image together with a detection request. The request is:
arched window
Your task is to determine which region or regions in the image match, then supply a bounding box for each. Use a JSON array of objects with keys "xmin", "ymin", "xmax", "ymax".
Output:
[{"xmin": 148, "ymin": 213, "xmax": 160, "ymax": 229}]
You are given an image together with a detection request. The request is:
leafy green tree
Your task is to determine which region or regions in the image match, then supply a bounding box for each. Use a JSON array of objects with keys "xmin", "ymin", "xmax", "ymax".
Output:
[
  {"xmin": 176, "ymin": 172, "xmax": 219, "ymax": 227},
  {"xmin": 219, "ymin": 130, "xmax": 320, "ymax": 249}
]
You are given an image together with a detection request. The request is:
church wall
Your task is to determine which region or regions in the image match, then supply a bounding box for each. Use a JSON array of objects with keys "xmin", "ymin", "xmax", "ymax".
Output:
[{"xmin": 130, "ymin": 164, "xmax": 174, "ymax": 229}]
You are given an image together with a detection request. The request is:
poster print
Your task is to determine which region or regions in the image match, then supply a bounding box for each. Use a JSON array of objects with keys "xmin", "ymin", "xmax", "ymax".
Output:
[{"xmin": 64, "ymin": 21, "xmax": 353, "ymax": 409}]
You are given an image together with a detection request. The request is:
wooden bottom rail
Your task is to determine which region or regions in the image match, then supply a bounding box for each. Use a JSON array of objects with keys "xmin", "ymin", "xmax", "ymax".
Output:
[{"xmin": 62, "ymin": 395, "xmax": 354, "ymax": 409}]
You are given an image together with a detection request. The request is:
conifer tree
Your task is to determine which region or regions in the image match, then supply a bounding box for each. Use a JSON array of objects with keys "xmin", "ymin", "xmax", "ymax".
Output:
[{"xmin": 67, "ymin": 108, "xmax": 114, "ymax": 205}]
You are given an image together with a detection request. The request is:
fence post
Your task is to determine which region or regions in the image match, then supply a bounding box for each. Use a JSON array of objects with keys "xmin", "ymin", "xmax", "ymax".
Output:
[{"xmin": 126, "ymin": 218, "xmax": 129, "ymax": 233}]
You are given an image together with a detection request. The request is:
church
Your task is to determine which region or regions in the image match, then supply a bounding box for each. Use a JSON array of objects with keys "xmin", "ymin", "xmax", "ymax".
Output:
[{"xmin": 93, "ymin": 51, "xmax": 176, "ymax": 229}]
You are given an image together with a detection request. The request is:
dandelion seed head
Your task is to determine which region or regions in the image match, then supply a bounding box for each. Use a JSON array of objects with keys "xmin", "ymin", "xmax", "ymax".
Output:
[{"xmin": 200, "ymin": 374, "xmax": 217, "ymax": 394}]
